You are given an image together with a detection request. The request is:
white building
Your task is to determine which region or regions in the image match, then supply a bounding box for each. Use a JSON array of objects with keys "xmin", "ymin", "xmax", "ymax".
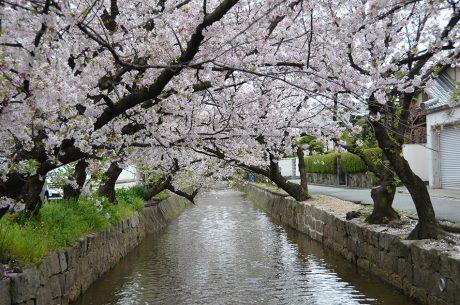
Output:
[
  {"xmin": 115, "ymin": 165, "xmax": 141, "ymax": 189},
  {"xmin": 421, "ymin": 68, "xmax": 460, "ymax": 189}
]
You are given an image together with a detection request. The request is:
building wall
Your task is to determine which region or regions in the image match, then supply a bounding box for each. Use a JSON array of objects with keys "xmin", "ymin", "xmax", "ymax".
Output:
[
  {"xmin": 115, "ymin": 166, "xmax": 140, "ymax": 189},
  {"xmin": 426, "ymin": 108, "xmax": 460, "ymax": 188},
  {"xmin": 402, "ymin": 144, "xmax": 429, "ymax": 182},
  {"xmin": 279, "ymin": 158, "xmax": 300, "ymax": 178}
]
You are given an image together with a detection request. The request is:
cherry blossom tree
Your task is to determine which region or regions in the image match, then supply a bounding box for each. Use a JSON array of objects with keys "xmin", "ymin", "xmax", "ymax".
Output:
[
  {"xmin": 2, "ymin": 0, "xmax": 459, "ymax": 241},
  {"xmin": 186, "ymin": 79, "xmax": 337, "ymax": 200},
  {"xmin": 1, "ymin": 0, "xmax": 299, "ymax": 212},
  {"xmin": 248, "ymin": 0, "xmax": 460, "ymax": 238}
]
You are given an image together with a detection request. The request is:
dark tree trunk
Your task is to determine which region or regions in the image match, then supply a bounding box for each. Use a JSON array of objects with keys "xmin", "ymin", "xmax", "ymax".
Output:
[
  {"xmin": 98, "ymin": 162, "xmax": 122, "ymax": 203},
  {"xmin": 146, "ymin": 175, "xmax": 199, "ymax": 203},
  {"xmin": 0, "ymin": 138, "xmax": 88, "ymax": 218},
  {"xmin": 146, "ymin": 176, "xmax": 171, "ymax": 200},
  {"xmin": 200, "ymin": 146, "xmax": 309, "ymax": 201},
  {"xmin": 63, "ymin": 159, "xmax": 89, "ymax": 200},
  {"xmin": 268, "ymin": 153, "xmax": 310, "ymax": 201},
  {"xmin": 366, "ymin": 170, "xmax": 399, "ymax": 224},
  {"xmin": 0, "ymin": 173, "xmax": 46, "ymax": 217},
  {"xmin": 369, "ymin": 100, "xmax": 443, "ymax": 239},
  {"xmin": 167, "ymin": 186, "xmax": 199, "ymax": 204},
  {"xmin": 342, "ymin": 144, "xmax": 399, "ymax": 224},
  {"xmin": 297, "ymin": 147, "xmax": 309, "ymax": 195}
]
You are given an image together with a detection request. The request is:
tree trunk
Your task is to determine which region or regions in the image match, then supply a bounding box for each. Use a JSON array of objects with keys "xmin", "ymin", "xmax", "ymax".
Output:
[
  {"xmin": 200, "ymin": 146, "xmax": 309, "ymax": 201},
  {"xmin": 98, "ymin": 162, "xmax": 122, "ymax": 203},
  {"xmin": 297, "ymin": 147, "xmax": 309, "ymax": 195},
  {"xmin": 146, "ymin": 175, "xmax": 199, "ymax": 203},
  {"xmin": 366, "ymin": 170, "xmax": 399, "ymax": 224},
  {"xmin": 370, "ymin": 113, "xmax": 443, "ymax": 239},
  {"xmin": 268, "ymin": 154, "xmax": 310, "ymax": 201},
  {"xmin": 167, "ymin": 186, "xmax": 199, "ymax": 204},
  {"xmin": 344, "ymin": 146, "xmax": 399, "ymax": 224},
  {"xmin": 0, "ymin": 173, "xmax": 46, "ymax": 217},
  {"xmin": 146, "ymin": 176, "xmax": 171, "ymax": 200},
  {"xmin": 63, "ymin": 159, "xmax": 89, "ymax": 200}
]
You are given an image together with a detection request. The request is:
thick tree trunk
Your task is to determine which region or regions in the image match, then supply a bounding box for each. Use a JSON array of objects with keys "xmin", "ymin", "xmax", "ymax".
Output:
[
  {"xmin": 345, "ymin": 146, "xmax": 399, "ymax": 224},
  {"xmin": 268, "ymin": 154, "xmax": 310, "ymax": 201},
  {"xmin": 98, "ymin": 162, "xmax": 122, "ymax": 203},
  {"xmin": 297, "ymin": 147, "xmax": 309, "ymax": 195},
  {"xmin": 63, "ymin": 159, "xmax": 89, "ymax": 200},
  {"xmin": 0, "ymin": 173, "xmax": 46, "ymax": 217},
  {"xmin": 370, "ymin": 111, "xmax": 443, "ymax": 239},
  {"xmin": 366, "ymin": 170, "xmax": 399, "ymax": 224}
]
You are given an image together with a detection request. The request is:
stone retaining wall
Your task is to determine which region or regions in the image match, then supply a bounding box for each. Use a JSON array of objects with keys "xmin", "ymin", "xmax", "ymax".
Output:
[
  {"xmin": 0, "ymin": 195, "xmax": 190, "ymax": 305},
  {"xmin": 246, "ymin": 183, "xmax": 460, "ymax": 305},
  {"xmin": 306, "ymin": 172, "xmax": 377, "ymax": 188},
  {"xmin": 306, "ymin": 173, "xmax": 338, "ymax": 186},
  {"xmin": 345, "ymin": 172, "xmax": 377, "ymax": 188}
]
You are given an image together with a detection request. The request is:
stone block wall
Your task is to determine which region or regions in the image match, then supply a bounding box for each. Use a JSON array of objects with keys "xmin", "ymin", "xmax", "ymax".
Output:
[
  {"xmin": 0, "ymin": 195, "xmax": 190, "ymax": 305},
  {"xmin": 345, "ymin": 172, "xmax": 377, "ymax": 188},
  {"xmin": 246, "ymin": 183, "xmax": 460, "ymax": 305},
  {"xmin": 306, "ymin": 172, "xmax": 376, "ymax": 188},
  {"xmin": 306, "ymin": 173, "xmax": 338, "ymax": 186}
]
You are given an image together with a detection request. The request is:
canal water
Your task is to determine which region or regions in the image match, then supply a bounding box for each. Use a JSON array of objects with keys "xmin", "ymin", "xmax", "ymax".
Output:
[{"xmin": 73, "ymin": 187, "xmax": 417, "ymax": 305}]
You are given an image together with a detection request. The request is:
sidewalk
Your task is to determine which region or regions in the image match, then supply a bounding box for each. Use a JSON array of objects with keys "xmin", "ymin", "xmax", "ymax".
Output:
[
  {"xmin": 398, "ymin": 186, "xmax": 460, "ymax": 201},
  {"xmin": 290, "ymin": 181, "xmax": 460, "ymax": 222}
]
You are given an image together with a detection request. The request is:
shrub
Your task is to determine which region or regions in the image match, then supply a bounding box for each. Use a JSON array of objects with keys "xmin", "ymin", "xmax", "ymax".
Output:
[
  {"xmin": 340, "ymin": 152, "xmax": 367, "ymax": 173},
  {"xmin": 340, "ymin": 148, "xmax": 383, "ymax": 173},
  {"xmin": 116, "ymin": 186, "xmax": 148, "ymax": 209},
  {"xmin": 304, "ymin": 152, "xmax": 339, "ymax": 174}
]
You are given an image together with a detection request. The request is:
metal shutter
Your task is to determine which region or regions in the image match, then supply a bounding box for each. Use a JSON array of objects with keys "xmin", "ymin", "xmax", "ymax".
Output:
[{"xmin": 440, "ymin": 127, "xmax": 460, "ymax": 188}]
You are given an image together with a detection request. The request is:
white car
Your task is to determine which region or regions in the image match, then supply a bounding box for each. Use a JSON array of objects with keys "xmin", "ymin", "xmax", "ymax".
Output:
[{"xmin": 40, "ymin": 182, "xmax": 63, "ymax": 202}]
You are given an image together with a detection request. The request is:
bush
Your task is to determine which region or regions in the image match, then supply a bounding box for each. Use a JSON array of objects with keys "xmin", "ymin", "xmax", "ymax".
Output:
[
  {"xmin": 0, "ymin": 185, "xmax": 147, "ymax": 266},
  {"xmin": 303, "ymin": 148, "xmax": 383, "ymax": 174},
  {"xmin": 340, "ymin": 148, "xmax": 382, "ymax": 173},
  {"xmin": 340, "ymin": 152, "xmax": 367, "ymax": 173},
  {"xmin": 304, "ymin": 152, "xmax": 339, "ymax": 174},
  {"xmin": 116, "ymin": 185, "xmax": 149, "ymax": 209}
]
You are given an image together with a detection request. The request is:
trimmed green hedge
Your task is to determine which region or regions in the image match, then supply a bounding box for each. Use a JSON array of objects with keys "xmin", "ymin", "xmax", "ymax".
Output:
[
  {"xmin": 340, "ymin": 152, "xmax": 367, "ymax": 173},
  {"xmin": 341, "ymin": 148, "xmax": 382, "ymax": 173},
  {"xmin": 304, "ymin": 152, "xmax": 339, "ymax": 174},
  {"xmin": 304, "ymin": 148, "xmax": 382, "ymax": 174}
]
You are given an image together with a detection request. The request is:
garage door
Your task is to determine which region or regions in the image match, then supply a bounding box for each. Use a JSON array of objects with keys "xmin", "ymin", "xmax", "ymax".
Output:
[{"xmin": 440, "ymin": 127, "xmax": 460, "ymax": 188}]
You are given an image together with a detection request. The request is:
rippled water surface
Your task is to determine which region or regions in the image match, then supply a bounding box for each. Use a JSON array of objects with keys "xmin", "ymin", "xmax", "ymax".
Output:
[{"xmin": 73, "ymin": 187, "xmax": 417, "ymax": 305}]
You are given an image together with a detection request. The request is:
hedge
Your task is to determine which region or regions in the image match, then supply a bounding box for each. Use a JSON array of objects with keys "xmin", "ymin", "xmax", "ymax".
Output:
[
  {"xmin": 304, "ymin": 148, "xmax": 382, "ymax": 174},
  {"xmin": 341, "ymin": 148, "xmax": 382, "ymax": 173},
  {"xmin": 304, "ymin": 152, "xmax": 339, "ymax": 174}
]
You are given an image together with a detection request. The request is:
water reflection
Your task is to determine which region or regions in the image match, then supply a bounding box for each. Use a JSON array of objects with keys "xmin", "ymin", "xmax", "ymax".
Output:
[{"xmin": 73, "ymin": 188, "xmax": 416, "ymax": 305}]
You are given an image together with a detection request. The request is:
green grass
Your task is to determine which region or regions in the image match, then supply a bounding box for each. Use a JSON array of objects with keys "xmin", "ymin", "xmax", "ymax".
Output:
[
  {"xmin": 0, "ymin": 186, "xmax": 147, "ymax": 266},
  {"xmin": 255, "ymin": 182, "xmax": 285, "ymax": 193}
]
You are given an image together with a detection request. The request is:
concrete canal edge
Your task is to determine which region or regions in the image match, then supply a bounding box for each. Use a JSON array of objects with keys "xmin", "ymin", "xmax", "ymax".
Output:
[
  {"xmin": 245, "ymin": 183, "xmax": 460, "ymax": 305},
  {"xmin": 0, "ymin": 195, "xmax": 191, "ymax": 305}
]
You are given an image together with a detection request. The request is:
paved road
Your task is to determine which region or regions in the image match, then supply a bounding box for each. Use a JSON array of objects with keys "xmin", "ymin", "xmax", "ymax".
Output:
[{"xmin": 291, "ymin": 182, "xmax": 460, "ymax": 223}]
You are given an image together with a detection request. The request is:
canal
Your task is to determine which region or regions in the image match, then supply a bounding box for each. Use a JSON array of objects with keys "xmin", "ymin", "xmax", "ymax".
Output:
[{"xmin": 73, "ymin": 187, "xmax": 417, "ymax": 305}]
